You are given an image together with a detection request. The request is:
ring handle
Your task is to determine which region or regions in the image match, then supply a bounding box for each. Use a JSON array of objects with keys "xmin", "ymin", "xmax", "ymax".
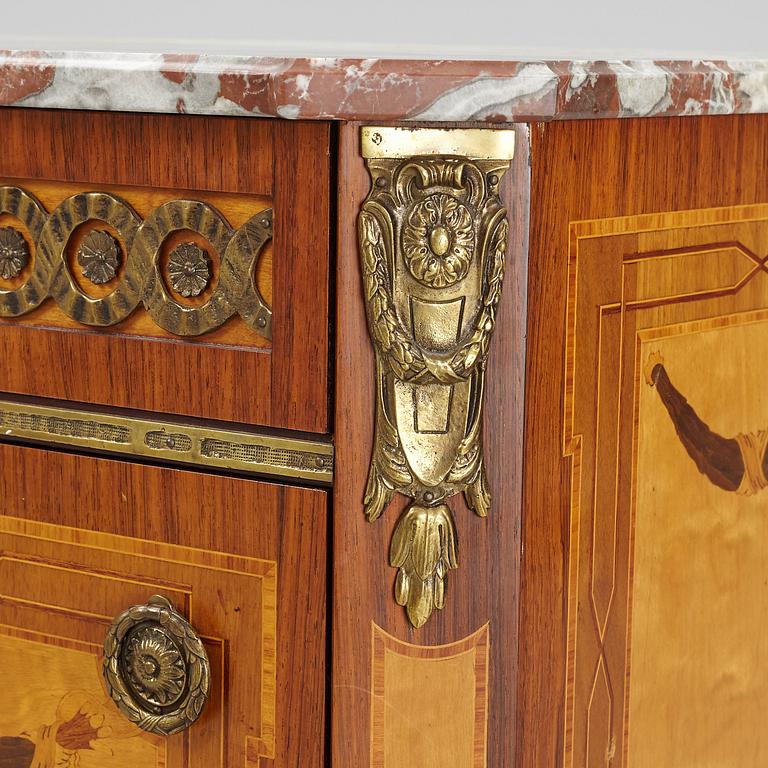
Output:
[{"xmin": 102, "ymin": 595, "xmax": 211, "ymax": 736}]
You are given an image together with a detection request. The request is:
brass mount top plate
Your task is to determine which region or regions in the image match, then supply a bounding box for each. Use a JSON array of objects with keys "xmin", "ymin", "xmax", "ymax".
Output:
[{"xmin": 361, "ymin": 126, "xmax": 516, "ymax": 160}]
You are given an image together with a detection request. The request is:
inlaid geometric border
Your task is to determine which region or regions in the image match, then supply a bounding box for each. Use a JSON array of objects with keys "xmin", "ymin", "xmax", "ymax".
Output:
[
  {"xmin": 562, "ymin": 202, "xmax": 768, "ymax": 767},
  {"xmin": 0, "ymin": 514, "xmax": 277, "ymax": 763}
]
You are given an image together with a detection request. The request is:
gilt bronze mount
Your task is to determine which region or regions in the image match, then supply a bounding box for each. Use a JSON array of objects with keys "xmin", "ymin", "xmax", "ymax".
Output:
[
  {"xmin": 358, "ymin": 126, "xmax": 515, "ymax": 628},
  {"xmin": 103, "ymin": 595, "xmax": 210, "ymax": 736}
]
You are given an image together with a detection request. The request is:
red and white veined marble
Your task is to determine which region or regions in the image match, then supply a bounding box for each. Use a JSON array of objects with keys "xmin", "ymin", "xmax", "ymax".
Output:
[{"xmin": 1, "ymin": 50, "xmax": 767, "ymax": 122}]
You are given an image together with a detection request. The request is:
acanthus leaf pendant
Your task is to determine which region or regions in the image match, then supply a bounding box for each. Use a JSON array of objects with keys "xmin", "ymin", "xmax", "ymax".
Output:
[{"xmin": 358, "ymin": 127, "xmax": 515, "ymax": 628}]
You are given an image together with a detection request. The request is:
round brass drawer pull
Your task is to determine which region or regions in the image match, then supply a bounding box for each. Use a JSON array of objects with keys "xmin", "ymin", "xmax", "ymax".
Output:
[{"xmin": 102, "ymin": 594, "xmax": 211, "ymax": 736}]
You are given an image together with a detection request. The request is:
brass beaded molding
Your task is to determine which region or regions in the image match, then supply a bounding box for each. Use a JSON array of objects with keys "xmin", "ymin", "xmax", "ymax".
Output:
[{"xmin": 0, "ymin": 186, "xmax": 273, "ymax": 339}]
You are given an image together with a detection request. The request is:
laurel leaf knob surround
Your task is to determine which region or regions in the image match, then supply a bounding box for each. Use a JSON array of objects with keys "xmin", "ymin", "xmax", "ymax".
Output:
[{"xmin": 102, "ymin": 595, "xmax": 211, "ymax": 736}]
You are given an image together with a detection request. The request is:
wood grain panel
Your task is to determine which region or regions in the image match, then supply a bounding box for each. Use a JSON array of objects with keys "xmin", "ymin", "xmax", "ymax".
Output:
[
  {"xmin": 0, "ymin": 109, "xmax": 330, "ymax": 432},
  {"xmin": 520, "ymin": 114, "xmax": 768, "ymax": 768},
  {"xmin": 332, "ymin": 122, "xmax": 529, "ymax": 768},
  {"xmin": 0, "ymin": 108, "xmax": 274, "ymax": 194},
  {"xmin": 0, "ymin": 443, "xmax": 328, "ymax": 767},
  {"xmin": 565, "ymin": 206, "xmax": 768, "ymax": 768}
]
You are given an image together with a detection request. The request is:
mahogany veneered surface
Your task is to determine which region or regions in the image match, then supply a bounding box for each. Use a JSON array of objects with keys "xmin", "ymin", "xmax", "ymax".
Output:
[
  {"xmin": 520, "ymin": 113, "xmax": 768, "ymax": 768},
  {"xmin": 0, "ymin": 109, "xmax": 331, "ymax": 432},
  {"xmin": 332, "ymin": 122, "xmax": 529, "ymax": 768}
]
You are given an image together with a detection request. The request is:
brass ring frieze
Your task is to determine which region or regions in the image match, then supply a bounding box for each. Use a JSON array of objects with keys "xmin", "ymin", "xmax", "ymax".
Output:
[
  {"xmin": 1, "ymin": 187, "xmax": 273, "ymax": 339},
  {"xmin": 41, "ymin": 193, "xmax": 144, "ymax": 326},
  {"xmin": 137, "ymin": 200, "xmax": 235, "ymax": 336},
  {"xmin": 0, "ymin": 186, "xmax": 49, "ymax": 317}
]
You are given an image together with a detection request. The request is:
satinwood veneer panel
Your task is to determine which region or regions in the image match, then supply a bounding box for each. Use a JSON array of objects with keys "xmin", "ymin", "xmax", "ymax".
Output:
[
  {"xmin": 521, "ymin": 113, "xmax": 768, "ymax": 768},
  {"xmin": 0, "ymin": 443, "xmax": 328, "ymax": 767},
  {"xmin": 0, "ymin": 109, "xmax": 330, "ymax": 432}
]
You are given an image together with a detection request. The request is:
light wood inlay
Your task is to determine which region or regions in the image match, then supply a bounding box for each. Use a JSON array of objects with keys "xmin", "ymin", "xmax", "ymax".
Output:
[
  {"xmin": 563, "ymin": 203, "xmax": 768, "ymax": 767},
  {"xmin": 0, "ymin": 514, "xmax": 277, "ymax": 766},
  {"xmin": 370, "ymin": 623, "xmax": 489, "ymax": 768}
]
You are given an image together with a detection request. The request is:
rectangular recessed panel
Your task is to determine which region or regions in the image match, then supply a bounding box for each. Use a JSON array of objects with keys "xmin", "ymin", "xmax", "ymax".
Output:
[{"xmin": 0, "ymin": 515, "xmax": 275, "ymax": 767}]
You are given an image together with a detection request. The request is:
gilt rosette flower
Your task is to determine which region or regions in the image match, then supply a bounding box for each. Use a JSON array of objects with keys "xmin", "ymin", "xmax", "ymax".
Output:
[
  {"xmin": 0, "ymin": 226, "xmax": 29, "ymax": 280},
  {"xmin": 401, "ymin": 193, "xmax": 475, "ymax": 288},
  {"xmin": 168, "ymin": 242, "xmax": 211, "ymax": 298},
  {"xmin": 123, "ymin": 625, "xmax": 187, "ymax": 708},
  {"xmin": 77, "ymin": 230, "xmax": 121, "ymax": 285}
]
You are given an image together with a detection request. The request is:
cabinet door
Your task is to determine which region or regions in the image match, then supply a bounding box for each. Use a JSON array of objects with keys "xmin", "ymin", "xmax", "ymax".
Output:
[
  {"xmin": 0, "ymin": 444, "xmax": 327, "ymax": 768},
  {"xmin": 522, "ymin": 114, "xmax": 768, "ymax": 767}
]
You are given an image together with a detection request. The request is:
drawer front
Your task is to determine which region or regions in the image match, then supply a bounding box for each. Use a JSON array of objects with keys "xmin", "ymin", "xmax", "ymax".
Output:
[
  {"xmin": 0, "ymin": 109, "xmax": 331, "ymax": 433},
  {"xmin": 0, "ymin": 443, "xmax": 327, "ymax": 767}
]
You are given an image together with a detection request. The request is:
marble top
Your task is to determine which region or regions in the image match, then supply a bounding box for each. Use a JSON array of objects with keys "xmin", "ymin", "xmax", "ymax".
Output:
[{"xmin": 2, "ymin": 51, "xmax": 768, "ymax": 122}]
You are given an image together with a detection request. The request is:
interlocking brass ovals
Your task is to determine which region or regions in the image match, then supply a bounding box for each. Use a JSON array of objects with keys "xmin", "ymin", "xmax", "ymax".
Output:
[
  {"xmin": 225, "ymin": 208, "xmax": 273, "ymax": 339},
  {"xmin": 103, "ymin": 595, "xmax": 211, "ymax": 736},
  {"xmin": 0, "ymin": 187, "xmax": 274, "ymax": 339},
  {"xmin": 0, "ymin": 186, "xmax": 49, "ymax": 317},
  {"xmin": 136, "ymin": 200, "xmax": 236, "ymax": 336},
  {"xmin": 40, "ymin": 193, "xmax": 144, "ymax": 325}
]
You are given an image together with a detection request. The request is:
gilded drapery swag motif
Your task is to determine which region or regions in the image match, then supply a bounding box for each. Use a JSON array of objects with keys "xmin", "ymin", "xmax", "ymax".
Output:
[
  {"xmin": 358, "ymin": 127, "xmax": 514, "ymax": 628},
  {"xmin": 0, "ymin": 186, "xmax": 272, "ymax": 339}
]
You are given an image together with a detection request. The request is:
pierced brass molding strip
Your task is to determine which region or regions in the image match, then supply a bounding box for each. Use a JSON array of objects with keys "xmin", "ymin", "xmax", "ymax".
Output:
[{"xmin": 0, "ymin": 399, "xmax": 333, "ymax": 485}]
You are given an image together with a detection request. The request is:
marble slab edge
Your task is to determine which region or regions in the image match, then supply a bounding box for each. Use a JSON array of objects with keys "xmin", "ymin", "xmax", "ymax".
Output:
[{"xmin": 1, "ymin": 51, "xmax": 768, "ymax": 122}]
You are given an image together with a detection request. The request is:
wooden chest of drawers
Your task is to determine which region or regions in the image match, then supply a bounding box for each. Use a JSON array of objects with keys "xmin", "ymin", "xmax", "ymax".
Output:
[
  {"xmin": 0, "ymin": 107, "xmax": 334, "ymax": 766},
  {"xmin": 2, "ymin": 83, "xmax": 768, "ymax": 768}
]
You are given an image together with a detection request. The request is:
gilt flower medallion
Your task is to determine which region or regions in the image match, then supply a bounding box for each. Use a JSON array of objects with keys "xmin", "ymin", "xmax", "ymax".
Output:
[
  {"xmin": 168, "ymin": 242, "xmax": 211, "ymax": 298},
  {"xmin": 401, "ymin": 193, "xmax": 475, "ymax": 288},
  {"xmin": 0, "ymin": 226, "xmax": 29, "ymax": 280},
  {"xmin": 77, "ymin": 230, "xmax": 121, "ymax": 285},
  {"xmin": 123, "ymin": 625, "xmax": 187, "ymax": 709}
]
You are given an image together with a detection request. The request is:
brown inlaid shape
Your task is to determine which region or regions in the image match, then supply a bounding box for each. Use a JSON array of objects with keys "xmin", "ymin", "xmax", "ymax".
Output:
[
  {"xmin": 370, "ymin": 623, "xmax": 489, "ymax": 768},
  {"xmin": 0, "ymin": 629, "xmax": 167, "ymax": 768},
  {"xmin": 563, "ymin": 202, "xmax": 768, "ymax": 767}
]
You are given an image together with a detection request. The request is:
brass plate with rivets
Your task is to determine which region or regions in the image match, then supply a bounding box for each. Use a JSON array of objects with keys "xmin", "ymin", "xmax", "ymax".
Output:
[{"xmin": 0, "ymin": 398, "xmax": 333, "ymax": 485}]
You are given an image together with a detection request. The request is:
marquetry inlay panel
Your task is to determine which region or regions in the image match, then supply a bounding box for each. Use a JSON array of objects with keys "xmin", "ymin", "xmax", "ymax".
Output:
[
  {"xmin": 0, "ymin": 179, "xmax": 273, "ymax": 344},
  {"xmin": 0, "ymin": 515, "xmax": 277, "ymax": 766},
  {"xmin": 370, "ymin": 623, "xmax": 489, "ymax": 768},
  {"xmin": 564, "ymin": 203, "xmax": 768, "ymax": 767}
]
